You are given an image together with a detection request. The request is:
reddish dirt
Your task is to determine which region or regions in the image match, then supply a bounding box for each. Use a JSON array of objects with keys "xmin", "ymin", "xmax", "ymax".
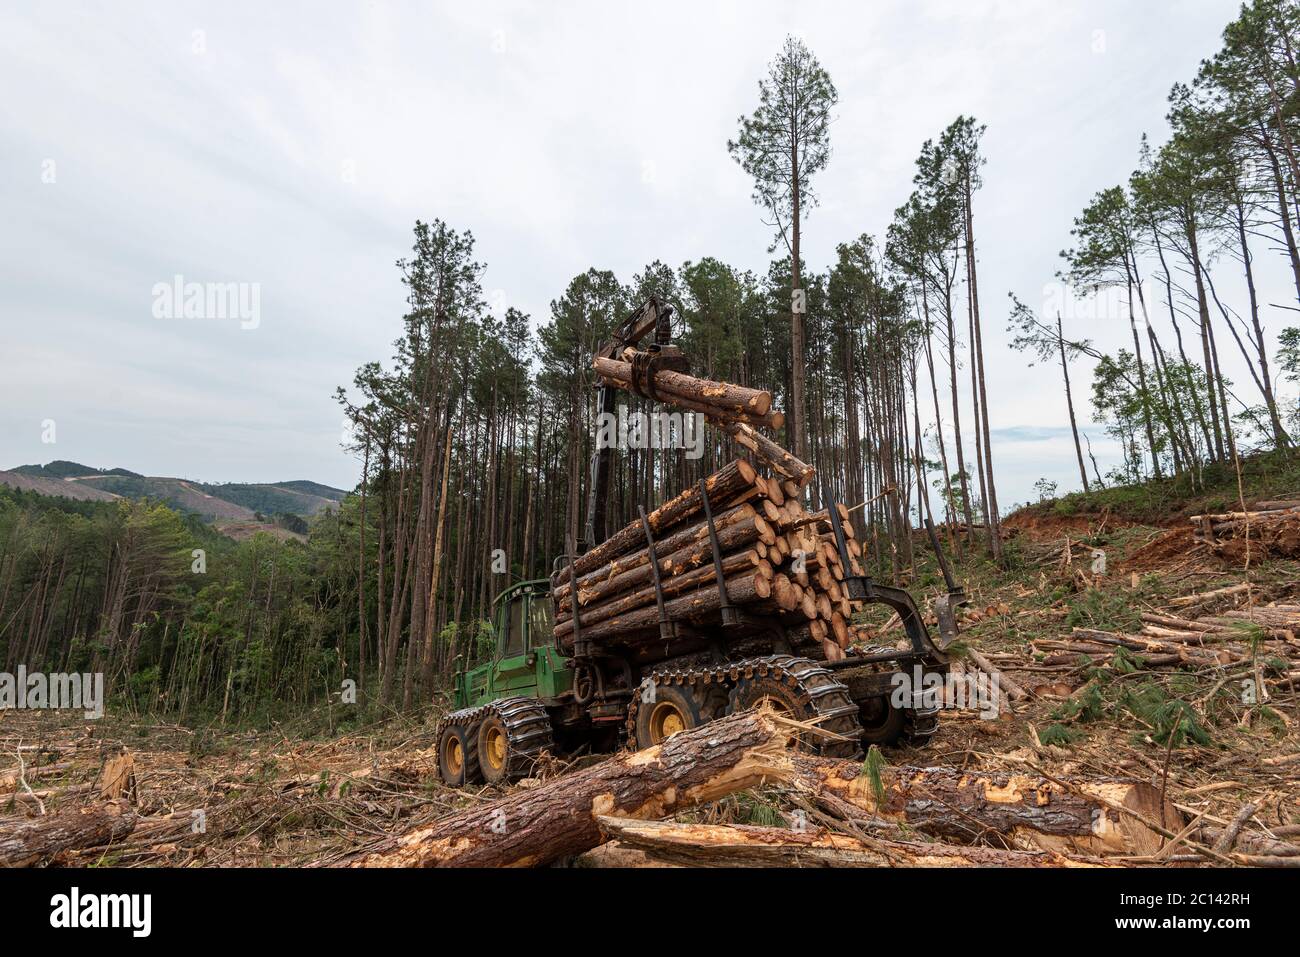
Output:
[
  {"xmin": 1118, "ymin": 526, "xmax": 1203, "ymax": 573},
  {"xmin": 1213, "ymin": 515, "xmax": 1300, "ymax": 563},
  {"xmin": 1002, "ymin": 512, "xmax": 1100, "ymax": 538},
  {"xmin": 215, "ymin": 521, "xmax": 306, "ymax": 543}
]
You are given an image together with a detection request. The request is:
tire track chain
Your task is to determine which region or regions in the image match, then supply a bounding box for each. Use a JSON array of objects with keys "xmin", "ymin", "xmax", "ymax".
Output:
[{"xmin": 626, "ymin": 654, "xmax": 863, "ymax": 757}]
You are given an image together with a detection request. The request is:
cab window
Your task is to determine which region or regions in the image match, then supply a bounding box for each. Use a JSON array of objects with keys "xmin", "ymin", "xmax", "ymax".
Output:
[
  {"xmin": 528, "ymin": 595, "xmax": 554, "ymax": 650},
  {"xmin": 502, "ymin": 597, "xmax": 527, "ymax": 657}
]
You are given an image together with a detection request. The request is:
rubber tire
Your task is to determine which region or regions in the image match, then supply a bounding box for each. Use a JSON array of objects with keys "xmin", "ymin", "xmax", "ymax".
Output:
[
  {"xmin": 728, "ymin": 675, "xmax": 821, "ymax": 752},
  {"xmin": 728, "ymin": 677, "xmax": 809, "ymax": 722},
  {"xmin": 697, "ymin": 684, "xmax": 731, "ymax": 722},
  {"xmin": 634, "ymin": 684, "xmax": 706, "ymax": 750},
  {"xmin": 477, "ymin": 714, "xmax": 511, "ymax": 785},
  {"xmin": 901, "ymin": 707, "xmax": 940, "ymax": 748},
  {"xmin": 857, "ymin": 696, "xmax": 905, "ymax": 746},
  {"xmin": 437, "ymin": 723, "xmax": 480, "ymax": 787}
]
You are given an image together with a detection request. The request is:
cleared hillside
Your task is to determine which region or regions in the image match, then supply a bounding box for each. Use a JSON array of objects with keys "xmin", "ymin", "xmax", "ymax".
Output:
[
  {"xmin": 0, "ymin": 470, "xmax": 120, "ymax": 503},
  {"xmin": 0, "ymin": 461, "xmax": 347, "ymax": 521}
]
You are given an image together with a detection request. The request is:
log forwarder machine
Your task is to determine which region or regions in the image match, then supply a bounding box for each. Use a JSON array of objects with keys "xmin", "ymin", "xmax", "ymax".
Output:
[{"xmin": 436, "ymin": 298, "xmax": 962, "ymax": 786}]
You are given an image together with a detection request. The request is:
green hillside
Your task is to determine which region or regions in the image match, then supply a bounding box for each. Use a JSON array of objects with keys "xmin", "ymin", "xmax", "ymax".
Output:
[
  {"xmin": 198, "ymin": 482, "xmax": 344, "ymax": 515},
  {"xmin": 1012, "ymin": 449, "xmax": 1300, "ymax": 525},
  {"xmin": 12, "ymin": 461, "xmax": 144, "ymax": 479},
  {"xmin": 275, "ymin": 480, "xmax": 349, "ymax": 501},
  {"xmin": 0, "ymin": 463, "xmax": 346, "ymax": 521}
]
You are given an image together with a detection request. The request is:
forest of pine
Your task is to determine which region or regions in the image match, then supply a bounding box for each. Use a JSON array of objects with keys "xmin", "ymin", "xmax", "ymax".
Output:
[{"xmin": 2, "ymin": 1, "xmax": 1299, "ymax": 731}]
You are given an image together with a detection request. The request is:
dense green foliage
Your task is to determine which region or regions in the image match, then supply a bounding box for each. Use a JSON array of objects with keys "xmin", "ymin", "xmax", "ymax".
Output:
[
  {"xmin": 12, "ymin": 461, "xmax": 141, "ymax": 479},
  {"xmin": 1026, "ymin": 447, "xmax": 1300, "ymax": 523},
  {"xmin": 0, "ymin": 486, "xmax": 368, "ymax": 727},
  {"xmin": 194, "ymin": 482, "xmax": 342, "ymax": 517}
]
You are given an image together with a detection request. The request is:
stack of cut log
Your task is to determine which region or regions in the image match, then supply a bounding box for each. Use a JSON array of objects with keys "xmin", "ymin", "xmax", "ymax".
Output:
[
  {"xmin": 551, "ymin": 457, "xmax": 876, "ymax": 661},
  {"xmin": 552, "ymin": 361, "xmax": 877, "ymax": 661},
  {"xmin": 1191, "ymin": 500, "xmax": 1300, "ymax": 561}
]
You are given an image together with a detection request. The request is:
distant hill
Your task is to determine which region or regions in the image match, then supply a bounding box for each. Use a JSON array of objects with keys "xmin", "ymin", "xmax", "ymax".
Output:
[
  {"xmin": 195, "ymin": 481, "xmax": 346, "ymax": 517},
  {"xmin": 274, "ymin": 480, "xmax": 348, "ymax": 501},
  {"xmin": 12, "ymin": 460, "xmax": 143, "ymax": 480},
  {"xmin": 0, "ymin": 469, "xmax": 120, "ymax": 503},
  {"xmin": 0, "ymin": 462, "xmax": 348, "ymax": 523}
]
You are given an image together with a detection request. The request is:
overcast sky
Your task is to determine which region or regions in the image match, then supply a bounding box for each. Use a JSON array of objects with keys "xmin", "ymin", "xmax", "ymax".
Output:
[{"xmin": 2, "ymin": 0, "xmax": 1292, "ymax": 508}]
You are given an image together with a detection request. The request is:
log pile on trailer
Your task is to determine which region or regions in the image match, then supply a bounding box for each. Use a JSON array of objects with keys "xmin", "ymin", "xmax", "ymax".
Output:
[{"xmin": 552, "ymin": 364, "xmax": 888, "ymax": 665}]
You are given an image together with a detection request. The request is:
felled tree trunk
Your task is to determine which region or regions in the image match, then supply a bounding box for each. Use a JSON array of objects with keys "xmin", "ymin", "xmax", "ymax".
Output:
[
  {"xmin": 552, "ymin": 505, "xmax": 768, "ymax": 604},
  {"xmin": 596, "ymin": 817, "xmax": 1122, "ymax": 868},
  {"xmin": 341, "ymin": 709, "xmax": 1178, "ymax": 868},
  {"xmin": 559, "ymin": 571, "xmax": 773, "ymax": 649},
  {"xmin": 341, "ymin": 709, "xmax": 793, "ymax": 868},
  {"xmin": 0, "ymin": 803, "xmax": 137, "ymax": 867},
  {"xmin": 557, "ymin": 520, "xmax": 768, "ymax": 615},
  {"xmin": 725, "ymin": 421, "xmax": 815, "ymax": 485},
  {"xmin": 555, "ymin": 553, "xmax": 769, "ymax": 637}
]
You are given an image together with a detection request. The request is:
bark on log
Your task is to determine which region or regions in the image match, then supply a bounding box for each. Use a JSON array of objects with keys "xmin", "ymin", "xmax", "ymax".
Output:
[
  {"xmin": 596, "ymin": 817, "xmax": 1121, "ymax": 868},
  {"xmin": 0, "ymin": 803, "xmax": 137, "ymax": 867},
  {"xmin": 1140, "ymin": 613, "xmax": 1229, "ymax": 634},
  {"xmin": 552, "ymin": 505, "xmax": 763, "ymax": 604},
  {"xmin": 340, "ymin": 706, "xmax": 1180, "ymax": 868},
  {"xmin": 553, "ymin": 459, "xmax": 758, "ymax": 586},
  {"xmin": 1169, "ymin": 583, "xmax": 1254, "ymax": 606},
  {"xmin": 0, "ymin": 761, "xmax": 71, "ymax": 795},
  {"xmin": 1070, "ymin": 628, "xmax": 1235, "ymax": 665},
  {"xmin": 559, "ymin": 571, "xmax": 772, "ymax": 649},
  {"xmin": 725, "ymin": 421, "xmax": 815, "ymax": 484},
  {"xmin": 593, "ymin": 356, "xmax": 772, "ymax": 416},
  {"xmin": 965, "ymin": 649, "xmax": 1029, "ymax": 701},
  {"xmin": 554, "ymin": 553, "xmax": 767, "ymax": 636},
  {"xmin": 602, "ymin": 380, "xmax": 785, "ymax": 431},
  {"xmin": 558, "ymin": 519, "xmax": 767, "ymax": 612},
  {"xmin": 341, "ymin": 708, "xmax": 797, "ymax": 868}
]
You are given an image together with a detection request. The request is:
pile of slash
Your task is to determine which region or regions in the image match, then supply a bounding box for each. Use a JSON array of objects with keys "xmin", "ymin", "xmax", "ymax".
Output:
[
  {"xmin": 2, "ymin": 691, "xmax": 1295, "ymax": 868},
  {"xmin": 2, "ymin": 527, "xmax": 1297, "ymax": 869},
  {"xmin": 1191, "ymin": 499, "xmax": 1300, "ymax": 563}
]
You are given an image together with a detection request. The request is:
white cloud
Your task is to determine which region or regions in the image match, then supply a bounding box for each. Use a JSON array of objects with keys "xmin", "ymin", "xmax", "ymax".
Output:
[{"xmin": 2, "ymin": 0, "xmax": 1285, "ymax": 508}]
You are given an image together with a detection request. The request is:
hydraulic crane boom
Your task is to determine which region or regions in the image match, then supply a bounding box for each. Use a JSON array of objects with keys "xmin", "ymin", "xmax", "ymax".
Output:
[{"xmin": 581, "ymin": 296, "xmax": 685, "ymax": 551}]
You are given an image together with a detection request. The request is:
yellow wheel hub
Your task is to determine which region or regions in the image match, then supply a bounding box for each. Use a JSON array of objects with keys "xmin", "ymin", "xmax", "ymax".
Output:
[
  {"xmin": 648, "ymin": 701, "xmax": 688, "ymax": 742},
  {"xmin": 445, "ymin": 737, "xmax": 464, "ymax": 777},
  {"xmin": 485, "ymin": 725, "xmax": 507, "ymax": 770}
]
